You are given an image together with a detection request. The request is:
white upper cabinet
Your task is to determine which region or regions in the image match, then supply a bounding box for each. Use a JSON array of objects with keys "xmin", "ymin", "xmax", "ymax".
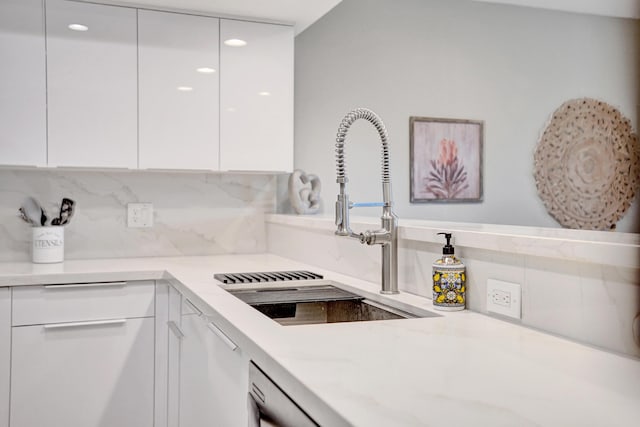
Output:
[
  {"xmin": 0, "ymin": 0, "xmax": 293, "ymax": 171},
  {"xmin": 220, "ymin": 19, "xmax": 294, "ymax": 172},
  {"xmin": 0, "ymin": 0, "xmax": 47, "ymax": 167},
  {"xmin": 46, "ymin": 0, "xmax": 138, "ymax": 168},
  {"xmin": 138, "ymin": 10, "xmax": 220, "ymax": 170}
]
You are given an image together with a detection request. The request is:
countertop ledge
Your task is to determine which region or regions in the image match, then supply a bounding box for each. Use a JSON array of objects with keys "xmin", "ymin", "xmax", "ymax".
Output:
[
  {"xmin": 1, "ymin": 254, "xmax": 639, "ymax": 426},
  {"xmin": 266, "ymin": 214, "xmax": 640, "ymax": 268}
]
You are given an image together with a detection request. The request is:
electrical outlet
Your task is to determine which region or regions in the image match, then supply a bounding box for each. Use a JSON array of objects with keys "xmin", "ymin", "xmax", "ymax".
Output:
[
  {"xmin": 487, "ymin": 279, "xmax": 521, "ymax": 319},
  {"xmin": 127, "ymin": 203, "xmax": 153, "ymax": 228},
  {"xmin": 491, "ymin": 289, "xmax": 511, "ymax": 307}
]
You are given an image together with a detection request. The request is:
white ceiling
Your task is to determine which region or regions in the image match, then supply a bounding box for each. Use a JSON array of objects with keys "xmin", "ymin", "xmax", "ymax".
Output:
[
  {"xmin": 80, "ymin": 0, "xmax": 637, "ymax": 36},
  {"xmin": 84, "ymin": 0, "xmax": 343, "ymax": 34},
  {"xmin": 471, "ymin": 0, "xmax": 640, "ymax": 19}
]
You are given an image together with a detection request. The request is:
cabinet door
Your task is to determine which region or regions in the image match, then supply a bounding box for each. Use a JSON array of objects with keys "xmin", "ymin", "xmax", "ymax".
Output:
[
  {"xmin": 166, "ymin": 286, "xmax": 184, "ymax": 427},
  {"xmin": 46, "ymin": 0, "xmax": 137, "ymax": 168},
  {"xmin": 220, "ymin": 19, "xmax": 294, "ymax": 172},
  {"xmin": 0, "ymin": 288, "xmax": 9, "ymax": 427},
  {"xmin": 10, "ymin": 317, "xmax": 154, "ymax": 427},
  {"xmin": 0, "ymin": 0, "xmax": 47, "ymax": 166},
  {"xmin": 180, "ymin": 313, "xmax": 249, "ymax": 427},
  {"xmin": 138, "ymin": 10, "xmax": 220, "ymax": 170}
]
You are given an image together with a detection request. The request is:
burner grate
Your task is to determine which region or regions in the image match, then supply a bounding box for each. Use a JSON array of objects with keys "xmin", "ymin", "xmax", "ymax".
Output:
[{"xmin": 214, "ymin": 270, "xmax": 323, "ymax": 284}]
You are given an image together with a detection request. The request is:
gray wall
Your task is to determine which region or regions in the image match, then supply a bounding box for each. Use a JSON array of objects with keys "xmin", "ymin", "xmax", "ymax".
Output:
[{"xmin": 294, "ymin": 0, "xmax": 640, "ymax": 232}]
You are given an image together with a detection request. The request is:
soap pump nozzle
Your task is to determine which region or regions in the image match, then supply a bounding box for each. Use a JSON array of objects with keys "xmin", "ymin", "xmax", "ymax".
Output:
[{"xmin": 437, "ymin": 232, "xmax": 455, "ymax": 256}]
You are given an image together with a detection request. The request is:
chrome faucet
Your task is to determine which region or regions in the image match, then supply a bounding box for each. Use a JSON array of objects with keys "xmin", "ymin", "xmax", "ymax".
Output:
[{"xmin": 334, "ymin": 108, "xmax": 399, "ymax": 295}]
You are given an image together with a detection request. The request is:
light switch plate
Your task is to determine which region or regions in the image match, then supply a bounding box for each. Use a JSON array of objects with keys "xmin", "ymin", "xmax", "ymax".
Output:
[
  {"xmin": 127, "ymin": 203, "xmax": 153, "ymax": 228},
  {"xmin": 487, "ymin": 279, "xmax": 521, "ymax": 319}
]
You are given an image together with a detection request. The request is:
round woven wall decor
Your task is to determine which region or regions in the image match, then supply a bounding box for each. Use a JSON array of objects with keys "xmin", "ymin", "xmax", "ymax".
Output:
[{"xmin": 534, "ymin": 98, "xmax": 639, "ymax": 230}]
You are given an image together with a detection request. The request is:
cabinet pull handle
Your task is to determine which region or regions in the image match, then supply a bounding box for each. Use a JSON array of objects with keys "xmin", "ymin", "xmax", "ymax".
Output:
[
  {"xmin": 167, "ymin": 320, "xmax": 185, "ymax": 339},
  {"xmin": 184, "ymin": 298, "xmax": 202, "ymax": 316},
  {"xmin": 43, "ymin": 319, "xmax": 127, "ymax": 329},
  {"xmin": 206, "ymin": 322, "xmax": 237, "ymax": 351},
  {"xmin": 44, "ymin": 281, "xmax": 127, "ymax": 289}
]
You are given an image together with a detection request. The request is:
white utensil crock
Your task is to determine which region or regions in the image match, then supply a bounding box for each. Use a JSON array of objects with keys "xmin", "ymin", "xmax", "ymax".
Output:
[{"xmin": 32, "ymin": 226, "xmax": 64, "ymax": 263}]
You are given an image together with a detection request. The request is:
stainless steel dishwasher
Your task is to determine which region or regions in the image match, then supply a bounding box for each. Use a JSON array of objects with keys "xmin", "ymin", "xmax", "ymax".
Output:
[{"xmin": 247, "ymin": 362, "xmax": 318, "ymax": 427}]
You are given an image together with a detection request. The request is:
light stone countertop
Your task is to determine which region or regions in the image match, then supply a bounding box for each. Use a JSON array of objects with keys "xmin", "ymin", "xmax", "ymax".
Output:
[{"xmin": 1, "ymin": 254, "xmax": 639, "ymax": 426}]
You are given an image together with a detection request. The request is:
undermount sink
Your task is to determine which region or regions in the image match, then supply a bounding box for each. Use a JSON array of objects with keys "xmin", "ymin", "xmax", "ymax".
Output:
[{"xmin": 224, "ymin": 283, "xmax": 436, "ymax": 326}]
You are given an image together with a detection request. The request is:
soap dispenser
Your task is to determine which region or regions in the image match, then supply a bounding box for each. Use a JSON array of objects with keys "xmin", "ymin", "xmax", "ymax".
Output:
[{"xmin": 432, "ymin": 232, "xmax": 466, "ymax": 311}]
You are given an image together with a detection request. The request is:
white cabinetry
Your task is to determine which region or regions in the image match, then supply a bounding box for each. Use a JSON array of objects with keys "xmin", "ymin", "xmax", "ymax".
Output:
[
  {"xmin": 138, "ymin": 10, "xmax": 220, "ymax": 170},
  {"xmin": 166, "ymin": 285, "xmax": 183, "ymax": 427},
  {"xmin": 0, "ymin": 0, "xmax": 293, "ymax": 171},
  {"xmin": 45, "ymin": 0, "xmax": 138, "ymax": 168},
  {"xmin": 0, "ymin": 288, "xmax": 9, "ymax": 427},
  {"xmin": 0, "ymin": 0, "xmax": 47, "ymax": 167},
  {"xmin": 10, "ymin": 281, "xmax": 155, "ymax": 427},
  {"xmin": 220, "ymin": 19, "xmax": 294, "ymax": 172},
  {"xmin": 166, "ymin": 289, "xmax": 249, "ymax": 427}
]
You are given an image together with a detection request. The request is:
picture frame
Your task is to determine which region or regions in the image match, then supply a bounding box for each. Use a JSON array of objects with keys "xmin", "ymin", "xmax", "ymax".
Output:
[{"xmin": 410, "ymin": 116, "xmax": 484, "ymax": 203}]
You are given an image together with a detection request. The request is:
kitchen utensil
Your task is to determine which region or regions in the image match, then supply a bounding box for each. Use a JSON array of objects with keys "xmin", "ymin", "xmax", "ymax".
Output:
[
  {"xmin": 39, "ymin": 206, "xmax": 47, "ymax": 226},
  {"xmin": 18, "ymin": 207, "xmax": 34, "ymax": 225},
  {"xmin": 52, "ymin": 198, "xmax": 75, "ymax": 226},
  {"xmin": 21, "ymin": 197, "xmax": 44, "ymax": 227}
]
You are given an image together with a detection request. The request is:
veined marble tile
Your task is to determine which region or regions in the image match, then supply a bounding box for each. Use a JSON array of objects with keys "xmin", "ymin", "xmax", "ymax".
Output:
[
  {"xmin": 399, "ymin": 241, "xmax": 526, "ymax": 312},
  {"xmin": 266, "ymin": 222, "xmax": 381, "ymax": 287},
  {"xmin": 398, "ymin": 239, "xmax": 440, "ymax": 298},
  {"xmin": 0, "ymin": 169, "xmax": 277, "ymax": 261},
  {"xmin": 267, "ymin": 214, "xmax": 640, "ymax": 268},
  {"xmin": 266, "ymin": 214, "xmax": 640, "ymax": 358},
  {"xmin": 524, "ymin": 256, "xmax": 640, "ymax": 357}
]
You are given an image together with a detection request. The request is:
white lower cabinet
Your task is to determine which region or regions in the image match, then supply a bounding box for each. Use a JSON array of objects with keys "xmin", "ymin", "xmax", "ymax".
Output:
[
  {"xmin": 166, "ymin": 286, "xmax": 183, "ymax": 427},
  {"xmin": 0, "ymin": 288, "xmax": 9, "ymax": 427},
  {"xmin": 10, "ymin": 281, "xmax": 156, "ymax": 427},
  {"xmin": 168, "ymin": 291, "xmax": 249, "ymax": 427},
  {"xmin": 6, "ymin": 281, "xmax": 248, "ymax": 427},
  {"xmin": 10, "ymin": 317, "xmax": 155, "ymax": 427}
]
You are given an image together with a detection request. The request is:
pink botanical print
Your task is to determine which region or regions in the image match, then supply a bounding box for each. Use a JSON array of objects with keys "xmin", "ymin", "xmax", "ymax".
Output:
[{"xmin": 424, "ymin": 139, "xmax": 468, "ymax": 198}]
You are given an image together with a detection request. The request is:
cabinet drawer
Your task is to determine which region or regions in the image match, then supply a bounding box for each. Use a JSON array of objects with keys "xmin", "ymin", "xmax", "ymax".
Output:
[
  {"xmin": 10, "ymin": 317, "xmax": 154, "ymax": 427},
  {"xmin": 12, "ymin": 280, "xmax": 155, "ymax": 326}
]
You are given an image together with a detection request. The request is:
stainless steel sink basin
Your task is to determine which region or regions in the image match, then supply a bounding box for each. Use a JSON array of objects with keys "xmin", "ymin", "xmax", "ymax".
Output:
[{"xmin": 225, "ymin": 283, "xmax": 436, "ymax": 326}]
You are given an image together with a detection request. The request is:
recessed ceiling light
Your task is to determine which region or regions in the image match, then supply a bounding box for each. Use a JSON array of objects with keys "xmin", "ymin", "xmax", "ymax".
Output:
[
  {"xmin": 224, "ymin": 39, "xmax": 247, "ymax": 47},
  {"xmin": 177, "ymin": 86, "xmax": 193, "ymax": 92},
  {"xmin": 196, "ymin": 67, "xmax": 216, "ymax": 74},
  {"xmin": 258, "ymin": 91, "xmax": 271, "ymax": 96},
  {"xmin": 68, "ymin": 24, "xmax": 88, "ymax": 31}
]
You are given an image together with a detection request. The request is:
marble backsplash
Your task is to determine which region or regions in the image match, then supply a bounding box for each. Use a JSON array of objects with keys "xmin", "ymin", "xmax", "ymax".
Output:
[
  {"xmin": 0, "ymin": 169, "xmax": 277, "ymax": 261},
  {"xmin": 266, "ymin": 215, "xmax": 640, "ymax": 358}
]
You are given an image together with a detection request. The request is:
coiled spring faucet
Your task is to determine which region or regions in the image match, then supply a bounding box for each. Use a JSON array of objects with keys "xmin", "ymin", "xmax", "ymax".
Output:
[{"xmin": 335, "ymin": 108, "xmax": 398, "ymax": 294}]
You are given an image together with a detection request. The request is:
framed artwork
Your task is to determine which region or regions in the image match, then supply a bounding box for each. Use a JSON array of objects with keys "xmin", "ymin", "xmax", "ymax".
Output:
[{"xmin": 410, "ymin": 117, "xmax": 483, "ymax": 203}]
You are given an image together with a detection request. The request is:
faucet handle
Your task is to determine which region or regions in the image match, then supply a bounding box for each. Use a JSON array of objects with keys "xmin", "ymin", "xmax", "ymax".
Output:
[{"xmin": 349, "ymin": 202, "xmax": 384, "ymax": 209}]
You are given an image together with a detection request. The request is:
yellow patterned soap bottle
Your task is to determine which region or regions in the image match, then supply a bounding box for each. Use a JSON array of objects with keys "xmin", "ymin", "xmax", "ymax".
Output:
[{"xmin": 432, "ymin": 232, "xmax": 466, "ymax": 311}]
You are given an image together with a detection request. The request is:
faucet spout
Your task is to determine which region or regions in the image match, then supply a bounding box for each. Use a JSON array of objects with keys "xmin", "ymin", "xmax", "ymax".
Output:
[{"xmin": 334, "ymin": 108, "xmax": 399, "ymax": 295}]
